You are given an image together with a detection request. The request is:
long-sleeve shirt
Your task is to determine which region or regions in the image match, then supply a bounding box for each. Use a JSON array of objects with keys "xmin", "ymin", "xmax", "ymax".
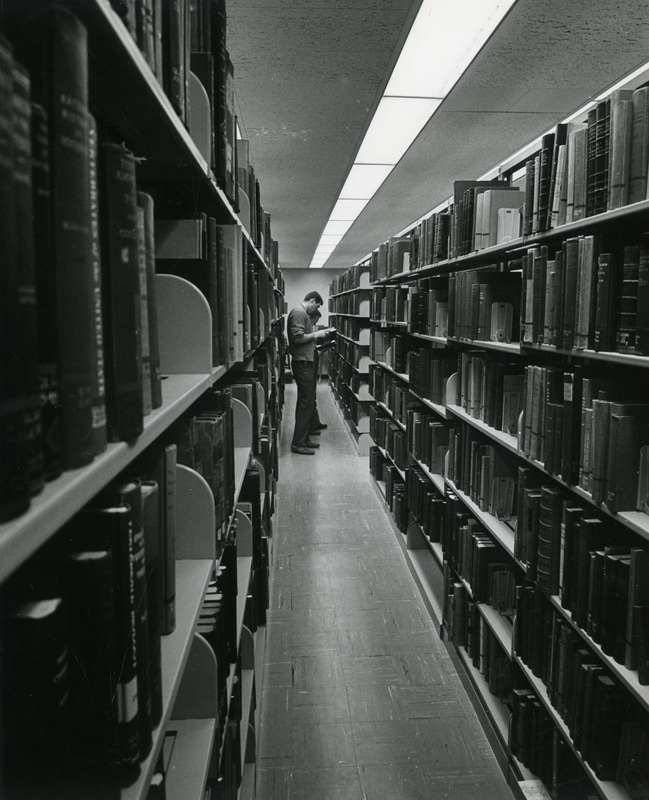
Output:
[{"xmin": 287, "ymin": 304, "xmax": 315, "ymax": 362}]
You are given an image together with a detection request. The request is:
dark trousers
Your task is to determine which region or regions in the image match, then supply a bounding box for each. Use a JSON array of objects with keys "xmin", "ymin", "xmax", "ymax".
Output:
[
  {"xmin": 311, "ymin": 352, "xmax": 321, "ymax": 428},
  {"xmin": 292, "ymin": 360, "xmax": 316, "ymax": 448}
]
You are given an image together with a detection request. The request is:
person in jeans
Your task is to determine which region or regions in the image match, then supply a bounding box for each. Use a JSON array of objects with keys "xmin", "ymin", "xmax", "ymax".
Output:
[{"xmin": 287, "ymin": 291, "xmax": 334, "ymax": 455}]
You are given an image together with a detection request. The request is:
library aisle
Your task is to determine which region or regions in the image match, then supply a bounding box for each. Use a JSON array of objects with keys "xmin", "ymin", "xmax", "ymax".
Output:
[{"xmin": 256, "ymin": 379, "xmax": 513, "ymax": 799}]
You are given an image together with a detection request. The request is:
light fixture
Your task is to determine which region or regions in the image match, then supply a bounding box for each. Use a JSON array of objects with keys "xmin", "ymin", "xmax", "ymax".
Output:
[{"xmin": 308, "ymin": 0, "xmax": 518, "ymax": 268}]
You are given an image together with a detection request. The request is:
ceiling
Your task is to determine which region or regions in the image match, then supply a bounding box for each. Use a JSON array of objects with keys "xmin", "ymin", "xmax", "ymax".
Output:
[{"xmin": 227, "ymin": 0, "xmax": 649, "ymax": 271}]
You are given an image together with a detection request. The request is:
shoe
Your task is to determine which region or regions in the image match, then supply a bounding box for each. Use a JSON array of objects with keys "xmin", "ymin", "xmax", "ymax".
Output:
[
  {"xmin": 309, "ymin": 429, "xmax": 322, "ymax": 435},
  {"xmin": 311, "ymin": 422, "xmax": 328, "ymax": 431},
  {"xmin": 305, "ymin": 440, "xmax": 320, "ymax": 448},
  {"xmin": 291, "ymin": 446, "xmax": 315, "ymax": 455}
]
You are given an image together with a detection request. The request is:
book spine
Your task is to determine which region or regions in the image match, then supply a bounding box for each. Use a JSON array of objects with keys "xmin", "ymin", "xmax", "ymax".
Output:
[
  {"xmin": 88, "ymin": 113, "xmax": 108, "ymax": 455},
  {"xmin": 100, "ymin": 141, "xmax": 144, "ymax": 442},
  {"xmin": 14, "ymin": 65, "xmax": 47, "ymax": 497},
  {"xmin": 36, "ymin": 7, "xmax": 96, "ymax": 469},
  {"xmin": 30, "ymin": 100, "xmax": 63, "ymax": 482},
  {"xmin": 616, "ymin": 245, "xmax": 640, "ymax": 353},
  {"xmin": 138, "ymin": 191, "xmax": 163, "ymax": 408}
]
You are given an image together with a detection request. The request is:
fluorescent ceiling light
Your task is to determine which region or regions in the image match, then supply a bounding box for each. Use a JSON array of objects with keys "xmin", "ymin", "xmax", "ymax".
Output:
[
  {"xmin": 329, "ymin": 198, "xmax": 370, "ymax": 220},
  {"xmin": 323, "ymin": 219, "xmax": 355, "ymax": 236},
  {"xmin": 385, "ymin": 0, "xmax": 517, "ymax": 98},
  {"xmin": 308, "ymin": 0, "xmax": 517, "ymax": 268},
  {"xmin": 339, "ymin": 164, "xmax": 394, "ymax": 200},
  {"xmin": 355, "ymin": 97, "xmax": 442, "ymax": 164}
]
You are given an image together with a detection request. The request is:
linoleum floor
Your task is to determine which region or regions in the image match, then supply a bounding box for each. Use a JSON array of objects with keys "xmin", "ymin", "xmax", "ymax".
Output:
[{"xmin": 256, "ymin": 379, "xmax": 514, "ymax": 799}]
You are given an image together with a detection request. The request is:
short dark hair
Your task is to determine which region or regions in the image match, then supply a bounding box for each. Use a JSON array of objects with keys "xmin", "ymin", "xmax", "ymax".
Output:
[{"xmin": 304, "ymin": 290, "xmax": 324, "ymax": 305}]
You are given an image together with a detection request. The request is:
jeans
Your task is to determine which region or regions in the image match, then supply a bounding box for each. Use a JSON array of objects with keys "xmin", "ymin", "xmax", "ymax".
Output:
[{"xmin": 291, "ymin": 360, "xmax": 316, "ymax": 448}]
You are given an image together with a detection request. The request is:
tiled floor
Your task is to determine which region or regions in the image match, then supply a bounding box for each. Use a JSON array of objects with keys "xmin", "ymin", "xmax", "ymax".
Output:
[{"xmin": 257, "ymin": 380, "xmax": 514, "ymax": 799}]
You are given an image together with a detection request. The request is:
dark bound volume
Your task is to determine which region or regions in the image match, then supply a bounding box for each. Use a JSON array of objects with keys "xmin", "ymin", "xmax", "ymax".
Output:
[
  {"xmin": 536, "ymin": 486, "xmax": 563, "ymax": 596},
  {"xmin": 100, "ymin": 480, "xmax": 153, "ymax": 760},
  {"xmin": 88, "ymin": 113, "xmax": 108, "ymax": 455},
  {"xmin": 593, "ymin": 251, "xmax": 620, "ymax": 352},
  {"xmin": 12, "ymin": 63, "xmax": 45, "ymax": 497},
  {"xmin": 573, "ymin": 517, "xmax": 608, "ymax": 630},
  {"xmin": 58, "ymin": 541, "xmax": 127, "ymax": 794},
  {"xmin": 1, "ymin": 596, "xmax": 73, "ymax": 799},
  {"xmin": 161, "ymin": 0, "xmax": 187, "ymax": 121},
  {"xmin": 100, "ymin": 142, "xmax": 144, "ymax": 442},
  {"xmin": 561, "ymin": 237, "xmax": 580, "ymax": 350},
  {"xmin": 138, "ymin": 442, "xmax": 177, "ymax": 635},
  {"xmin": 626, "ymin": 547, "xmax": 649, "ymax": 671},
  {"xmin": 0, "ymin": 39, "xmax": 33, "ymax": 520},
  {"xmin": 629, "ymin": 86, "xmax": 649, "ymax": 204},
  {"xmin": 136, "ymin": 480, "xmax": 164, "ymax": 727},
  {"xmin": 606, "ymin": 412, "xmax": 649, "ymax": 514},
  {"xmin": 635, "ymin": 249, "xmax": 649, "ymax": 356},
  {"xmin": 617, "ymin": 245, "xmax": 641, "ymax": 353},
  {"xmin": 25, "ymin": 6, "xmax": 96, "ymax": 469},
  {"xmin": 30, "ymin": 100, "xmax": 63, "ymax": 482},
  {"xmin": 137, "ymin": 192, "xmax": 163, "ymax": 409},
  {"xmin": 82, "ymin": 504, "xmax": 141, "ymax": 772}
]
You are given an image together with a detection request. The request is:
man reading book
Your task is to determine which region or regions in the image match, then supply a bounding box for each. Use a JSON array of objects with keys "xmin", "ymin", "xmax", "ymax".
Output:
[{"xmin": 287, "ymin": 292, "xmax": 334, "ymax": 454}]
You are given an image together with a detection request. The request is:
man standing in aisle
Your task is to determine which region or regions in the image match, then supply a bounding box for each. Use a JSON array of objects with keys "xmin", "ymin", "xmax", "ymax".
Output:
[{"xmin": 287, "ymin": 291, "xmax": 334, "ymax": 455}]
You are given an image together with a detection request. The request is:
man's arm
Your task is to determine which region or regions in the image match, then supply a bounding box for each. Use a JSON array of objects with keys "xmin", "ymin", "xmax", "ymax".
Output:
[{"xmin": 288, "ymin": 309, "xmax": 326, "ymax": 344}]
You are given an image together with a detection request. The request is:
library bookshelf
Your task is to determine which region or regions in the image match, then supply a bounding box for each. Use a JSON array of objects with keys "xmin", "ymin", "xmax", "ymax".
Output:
[
  {"xmin": 0, "ymin": 2, "xmax": 284, "ymax": 799},
  {"xmin": 333, "ymin": 73, "xmax": 649, "ymax": 800}
]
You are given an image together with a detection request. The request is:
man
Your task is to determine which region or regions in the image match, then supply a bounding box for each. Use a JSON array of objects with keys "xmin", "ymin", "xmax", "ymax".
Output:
[{"xmin": 287, "ymin": 291, "xmax": 334, "ymax": 455}]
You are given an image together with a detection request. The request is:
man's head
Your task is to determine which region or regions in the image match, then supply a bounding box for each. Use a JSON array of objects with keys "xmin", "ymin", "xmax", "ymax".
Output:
[{"xmin": 303, "ymin": 290, "xmax": 323, "ymax": 316}]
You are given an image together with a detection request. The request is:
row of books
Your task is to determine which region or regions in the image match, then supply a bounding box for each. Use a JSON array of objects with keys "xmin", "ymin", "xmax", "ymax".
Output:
[
  {"xmin": 442, "ymin": 492, "xmax": 516, "ymax": 607},
  {"xmin": 407, "ymin": 278, "xmax": 449, "ymax": 337},
  {"xmin": 516, "ymin": 475, "xmax": 649, "ymax": 676},
  {"xmin": 409, "ymin": 210, "xmax": 451, "ymax": 268},
  {"xmin": 510, "ymin": 692, "xmax": 597, "ymax": 799},
  {"xmin": 369, "ymin": 446, "xmax": 409, "ymax": 530},
  {"xmin": 445, "ymin": 583, "xmax": 513, "ymax": 701},
  {"xmin": 456, "ymin": 351, "xmax": 524, "ymax": 435},
  {"xmin": 523, "ymin": 87, "xmax": 649, "ymax": 236},
  {"xmin": 333, "ymin": 337, "xmax": 369, "ymax": 372},
  {"xmin": 362, "ymin": 87, "xmax": 649, "ymax": 282},
  {"xmin": 408, "ymin": 348, "xmax": 455, "ymax": 408},
  {"xmin": 406, "ymin": 464, "xmax": 445, "ymax": 545},
  {"xmin": 368, "ymin": 407, "xmax": 409, "ymax": 473},
  {"xmin": 157, "ymin": 213, "xmax": 281, "ymax": 367},
  {"xmin": 369, "ymin": 234, "xmax": 412, "ymax": 281},
  {"xmin": 115, "ymin": 0, "xmax": 279, "ymax": 253},
  {"xmin": 368, "ymin": 366, "xmax": 415, "ymax": 427},
  {"xmin": 0, "ymin": 364, "xmax": 277, "ymax": 799},
  {"xmin": 329, "ymin": 367, "xmax": 371, "ymax": 428},
  {"xmin": 516, "ymin": 587, "xmax": 649, "ymax": 790},
  {"xmin": 369, "ymin": 331, "xmax": 409, "ymax": 374},
  {"xmin": 371, "ymin": 285, "xmax": 409, "ymax": 325},
  {"xmin": 0, "ymin": 4, "xmax": 283, "ymax": 525},
  {"xmin": 1, "ymin": 461, "xmax": 179, "ymax": 798},
  {"xmin": 520, "ymin": 364, "xmax": 649, "ymax": 514},
  {"xmin": 332, "ymin": 316, "xmax": 369, "ymax": 343},
  {"xmin": 329, "ymin": 263, "xmax": 371, "ymax": 295},
  {"xmin": 446, "ymin": 422, "xmax": 518, "ymax": 523},
  {"xmin": 447, "ymin": 267, "xmax": 520, "ymax": 343},
  {"xmin": 328, "ymin": 290, "xmax": 371, "ymax": 316},
  {"xmin": 520, "ymin": 238, "xmax": 649, "ymax": 355},
  {"xmin": 406, "ymin": 409, "xmax": 449, "ymax": 477}
]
